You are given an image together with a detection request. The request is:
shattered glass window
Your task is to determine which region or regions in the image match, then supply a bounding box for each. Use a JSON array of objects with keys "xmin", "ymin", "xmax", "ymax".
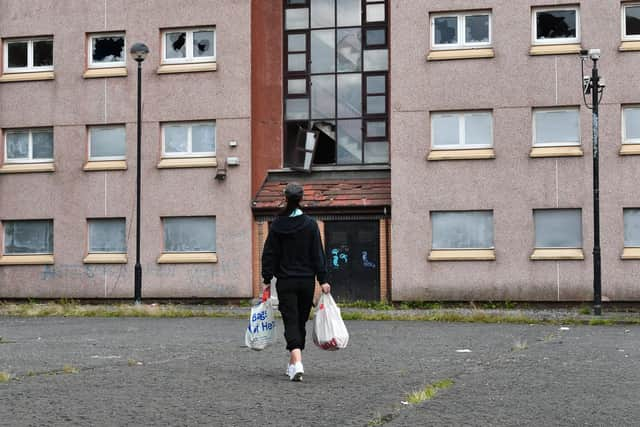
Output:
[
  {"xmin": 193, "ymin": 31, "xmax": 214, "ymax": 57},
  {"xmin": 434, "ymin": 17, "xmax": 457, "ymax": 45},
  {"xmin": 91, "ymin": 35, "xmax": 125, "ymax": 65},
  {"xmin": 536, "ymin": 9, "xmax": 577, "ymax": 40},
  {"xmin": 166, "ymin": 32, "xmax": 187, "ymax": 59}
]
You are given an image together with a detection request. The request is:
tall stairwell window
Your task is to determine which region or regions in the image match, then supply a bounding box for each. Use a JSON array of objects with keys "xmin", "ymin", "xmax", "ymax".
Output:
[{"xmin": 284, "ymin": 0, "xmax": 389, "ymax": 170}]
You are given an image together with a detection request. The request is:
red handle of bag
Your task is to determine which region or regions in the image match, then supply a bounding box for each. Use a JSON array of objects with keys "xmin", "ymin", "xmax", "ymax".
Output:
[{"xmin": 261, "ymin": 286, "xmax": 271, "ymax": 302}]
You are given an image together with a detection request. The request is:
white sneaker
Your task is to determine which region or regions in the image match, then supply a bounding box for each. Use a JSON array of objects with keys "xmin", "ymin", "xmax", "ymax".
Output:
[
  {"xmin": 289, "ymin": 362, "xmax": 304, "ymax": 382},
  {"xmin": 286, "ymin": 364, "xmax": 293, "ymax": 377}
]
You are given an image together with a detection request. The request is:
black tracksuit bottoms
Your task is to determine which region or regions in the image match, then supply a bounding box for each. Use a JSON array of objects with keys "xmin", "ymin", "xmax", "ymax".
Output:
[{"xmin": 276, "ymin": 277, "xmax": 315, "ymax": 351}]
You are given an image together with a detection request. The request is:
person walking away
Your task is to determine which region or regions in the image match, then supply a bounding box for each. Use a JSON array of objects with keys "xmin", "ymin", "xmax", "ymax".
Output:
[{"xmin": 261, "ymin": 182, "xmax": 331, "ymax": 382}]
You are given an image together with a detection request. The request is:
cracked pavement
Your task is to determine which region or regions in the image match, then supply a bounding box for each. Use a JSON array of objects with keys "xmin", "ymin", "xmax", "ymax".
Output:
[{"xmin": 1, "ymin": 317, "xmax": 639, "ymax": 426}]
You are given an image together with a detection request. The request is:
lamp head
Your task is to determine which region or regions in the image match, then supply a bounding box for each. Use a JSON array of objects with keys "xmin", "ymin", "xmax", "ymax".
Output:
[{"xmin": 130, "ymin": 43, "xmax": 149, "ymax": 62}]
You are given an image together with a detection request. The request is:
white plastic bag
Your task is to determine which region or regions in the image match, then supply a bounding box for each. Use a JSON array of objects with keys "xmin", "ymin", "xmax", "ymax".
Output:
[
  {"xmin": 245, "ymin": 288, "xmax": 276, "ymax": 351},
  {"xmin": 313, "ymin": 293, "xmax": 349, "ymax": 350}
]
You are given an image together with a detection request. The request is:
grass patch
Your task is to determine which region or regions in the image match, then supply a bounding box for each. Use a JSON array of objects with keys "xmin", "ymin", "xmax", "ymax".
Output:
[
  {"xmin": 338, "ymin": 300, "xmax": 394, "ymax": 310},
  {"xmin": 368, "ymin": 412, "xmax": 395, "ymax": 426},
  {"xmin": 406, "ymin": 379, "xmax": 454, "ymax": 404},
  {"xmin": 62, "ymin": 364, "xmax": 78, "ymax": 374},
  {"xmin": 579, "ymin": 306, "xmax": 592, "ymax": 315},
  {"xmin": 0, "ymin": 372, "xmax": 10, "ymax": 383}
]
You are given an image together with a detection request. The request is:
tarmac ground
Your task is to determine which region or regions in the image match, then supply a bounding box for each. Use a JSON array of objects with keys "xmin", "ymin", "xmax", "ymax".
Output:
[{"xmin": 1, "ymin": 315, "xmax": 639, "ymax": 426}]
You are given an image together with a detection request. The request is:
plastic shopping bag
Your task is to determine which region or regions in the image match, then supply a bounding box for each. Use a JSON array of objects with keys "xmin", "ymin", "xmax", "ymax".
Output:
[
  {"xmin": 313, "ymin": 293, "xmax": 349, "ymax": 351},
  {"xmin": 245, "ymin": 288, "xmax": 276, "ymax": 351}
]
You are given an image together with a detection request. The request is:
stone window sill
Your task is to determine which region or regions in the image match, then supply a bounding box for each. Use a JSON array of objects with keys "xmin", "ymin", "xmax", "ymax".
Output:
[
  {"xmin": 84, "ymin": 160, "xmax": 127, "ymax": 171},
  {"xmin": 426, "ymin": 48, "xmax": 494, "ymax": 61},
  {"xmin": 0, "ymin": 162, "xmax": 55, "ymax": 174},
  {"xmin": 157, "ymin": 253, "xmax": 218, "ymax": 264},
  {"xmin": 83, "ymin": 253, "xmax": 127, "ymax": 264},
  {"xmin": 619, "ymin": 41, "xmax": 640, "ymax": 52},
  {"xmin": 621, "ymin": 247, "xmax": 640, "ymax": 260},
  {"xmin": 427, "ymin": 249, "xmax": 496, "ymax": 261},
  {"xmin": 427, "ymin": 148, "xmax": 495, "ymax": 161},
  {"xmin": 529, "ymin": 44, "xmax": 582, "ymax": 56},
  {"xmin": 619, "ymin": 144, "xmax": 640, "ymax": 156},
  {"xmin": 83, "ymin": 67, "xmax": 127, "ymax": 79},
  {"xmin": 0, "ymin": 254, "xmax": 54, "ymax": 265},
  {"xmin": 157, "ymin": 62, "xmax": 217, "ymax": 74},
  {"xmin": 157, "ymin": 157, "xmax": 217, "ymax": 169},
  {"xmin": 0, "ymin": 71, "xmax": 55, "ymax": 83},
  {"xmin": 530, "ymin": 146, "xmax": 583, "ymax": 158},
  {"xmin": 530, "ymin": 248, "xmax": 584, "ymax": 260}
]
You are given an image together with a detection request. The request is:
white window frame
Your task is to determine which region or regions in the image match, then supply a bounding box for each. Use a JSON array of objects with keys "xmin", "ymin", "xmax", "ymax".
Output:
[
  {"xmin": 161, "ymin": 121, "xmax": 216, "ymax": 158},
  {"xmin": 161, "ymin": 28, "xmax": 216, "ymax": 64},
  {"xmin": 532, "ymin": 108, "xmax": 581, "ymax": 147},
  {"xmin": 88, "ymin": 125, "xmax": 127, "ymax": 161},
  {"xmin": 430, "ymin": 11, "xmax": 492, "ymax": 50},
  {"xmin": 532, "ymin": 6, "xmax": 580, "ymax": 45},
  {"xmin": 4, "ymin": 128, "xmax": 54, "ymax": 163},
  {"xmin": 87, "ymin": 33, "xmax": 126, "ymax": 69},
  {"xmin": 623, "ymin": 3, "xmax": 640, "ymax": 41},
  {"xmin": 2, "ymin": 37, "xmax": 54, "ymax": 73},
  {"xmin": 623, "ymin": 106, "xmax": 640, "ymax": 144},
  {"xmin": 430, "ymin": 111, "xmax": 493, "ymax": 149}
]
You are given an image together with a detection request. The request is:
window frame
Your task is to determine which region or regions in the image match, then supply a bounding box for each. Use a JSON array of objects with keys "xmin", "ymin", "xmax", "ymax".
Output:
[
  {"xmin": 4, "ymin": 128, "xmax": 54, "ymax": 164},
  {"xmin": 533, "ymin": 208, "xmax": 583, "ymax": 249},
  {"xmin": 2, "ymin": 36, "xmax": 54, "ymax": 74},
  {"xmin": 161, "ymin": 121, "xmax": 216, "ymax": 158},
  {"xmin": 430, "ymin": 111, "xmax": 493, "ymax": 150},
  {"xmin": 430, "ymin": 210, "xmax": 495, "ymax": 250},
  {"xmin": 623, "ymin": 3, "xmax": 640, "ymax": 41},
  {"xmin": 87, "ymin": 125, "xmax": 127, "ymax": 161},
  {"xmin": 87, "ymin": 218, "xmax": 127, "ymax": 254},
  {"xmin": 430, "ymin": 11, "xmax": 492, "ymax": 50},
  {"xmin": 532, "ymin": 107, "xmax": 581, "ymax": 147},
  {"xmin": 87, "ymin": 33, "xmax": 126, "ymax": 69},
  {"xmin": 161, "ymin": 216, "xmax": 217, "ymax": 254},
  {"xmin": 2, "ymin": 219, "xmax": 54, "ymax": 255},
  {"xmin": 531, "ymin": 6, "xmax": 580, "ymax": 45},
  {"xmin": 161, "ymin": 28, "xmax": 216, "ymax": 65},
  {"xmin": 622, "ymin": 106, "xmax": 640, "ymax": 144}
]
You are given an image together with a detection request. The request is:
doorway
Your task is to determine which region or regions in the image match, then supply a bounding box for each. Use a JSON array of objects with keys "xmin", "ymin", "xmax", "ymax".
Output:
[{"xmin": 324, "ymin": 220, "xmax": 380, "ymax": 301}]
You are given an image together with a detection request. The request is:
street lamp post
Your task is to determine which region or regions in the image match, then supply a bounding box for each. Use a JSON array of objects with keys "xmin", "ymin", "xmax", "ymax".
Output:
[
  {"xmin": 130, "ymin": 43, "xmax": 149, "ymax": 305},
  {"xmin": 580, "ymin": 49, "xmax": 605, "ymax": 316}
]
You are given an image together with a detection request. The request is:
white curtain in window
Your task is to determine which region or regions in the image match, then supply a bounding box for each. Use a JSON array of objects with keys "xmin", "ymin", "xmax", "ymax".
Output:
[
  {"xmin": 432, "ymin": 211, "xmax": 493, "ymax": 249},
  {"xmin": 624, "ymin": 209, "xmax": 640, "ymax": 247},
  {"xmin": 4, "ymin": 220, "xmax": 53, "ymax": 254},
  {"xmin": 163, "ymin": 217, "xmax": 216, "ymax": 252}
]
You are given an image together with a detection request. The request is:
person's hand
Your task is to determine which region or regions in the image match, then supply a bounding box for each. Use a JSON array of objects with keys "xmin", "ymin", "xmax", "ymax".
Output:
[{"xmin": 319, "ymin": 283, "xmax": 331, "ymax": 294}]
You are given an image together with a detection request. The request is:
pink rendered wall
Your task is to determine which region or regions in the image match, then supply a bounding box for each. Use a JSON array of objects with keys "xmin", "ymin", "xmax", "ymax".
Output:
[
  {"xmin": 391, "ymin": 0, "xmax": 640, "ymax": 301},
  {"xmin": 0, "ymin": 0, "xmax": 253, "ymax": 298}
]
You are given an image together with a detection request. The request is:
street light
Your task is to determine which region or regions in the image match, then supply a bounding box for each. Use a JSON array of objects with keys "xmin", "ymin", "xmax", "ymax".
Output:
[
  {"xmin": 580, "ymin": 48, "xmax": 605, "ymax": 315},
  {"xmin": 130, "ymin": 42, "xmax": 149, "ymax": 304}
]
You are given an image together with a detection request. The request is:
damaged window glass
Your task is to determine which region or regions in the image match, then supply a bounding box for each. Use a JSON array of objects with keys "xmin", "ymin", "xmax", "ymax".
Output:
[
  {"xmin": 91, "ymin": 35, "xmax": 125, "ymax": 65},
  {"xmin": 193, "ymin": 31, "xmax": 214, "ymax": 57},
  {"xmin": 166, "ymin": 32, "xmax": 187, "ymax": 58},
  {"xmin": 536, "ymin": 9, "xmax": 577, "ymax": 40}
]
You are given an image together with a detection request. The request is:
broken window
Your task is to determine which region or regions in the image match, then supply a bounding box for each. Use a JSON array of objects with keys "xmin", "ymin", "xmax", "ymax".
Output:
[
  {"xmin": 534, "ymin": 8, "xmax": 579, "ymax": 43},
  {"xmin": 283, "ymin": 1, "xmax": 389, "ymax": 168},
  {"xmin": 4, "ymin": 37, "xmax": 53, "ymax": 72},
  {"xmin": 89, "ymin": 34, "xmax": 125, "ymax": 67},
  {"xmin": 163, "ymin": 29, "xmax": 215, "ymax": 63}
]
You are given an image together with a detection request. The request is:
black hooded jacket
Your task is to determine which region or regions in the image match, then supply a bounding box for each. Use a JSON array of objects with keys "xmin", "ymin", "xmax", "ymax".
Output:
[{"xmin": 261, "ymin": 214, "xmax": 328, "ymax": 284}]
